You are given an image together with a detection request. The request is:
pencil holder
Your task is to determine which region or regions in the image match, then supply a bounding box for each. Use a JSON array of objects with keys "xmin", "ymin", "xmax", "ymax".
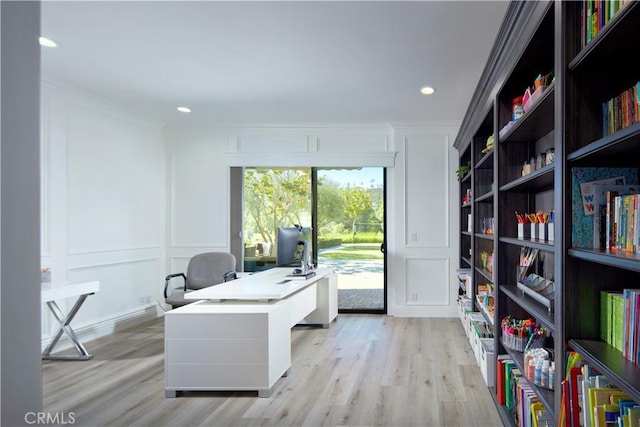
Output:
[
  {"xmin": 538, "ymin": 223, "xmax": 547, "ymax": 241},
  {"xmin": 548, "ymin": 223, "xmax": 554, "ymax": 241},
  {"xmin": 530, "ymin": 223, "xmax": 537, "ymax": 239},
  {"xmin": 517, "ymin": 223, "xmax": 530, "ymax": 239}
]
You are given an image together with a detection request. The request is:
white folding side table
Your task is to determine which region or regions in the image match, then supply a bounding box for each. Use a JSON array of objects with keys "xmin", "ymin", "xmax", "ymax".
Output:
[{"xmin": 41, "ymin": 281, "xmax": 100, "ymax": 360}]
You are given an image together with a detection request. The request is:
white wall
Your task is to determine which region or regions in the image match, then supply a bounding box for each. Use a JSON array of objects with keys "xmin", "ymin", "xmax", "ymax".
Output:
[
  {"xmin": 387, "ymin": 125, "xmax": 461, "ymax": 317},
  {"xmin": 166, "ymin": 123, "xmax": 461, "ymax": 317},
  {"xmin": 40, "ymin": 81, "xmax": 166, "ymax": 348}
]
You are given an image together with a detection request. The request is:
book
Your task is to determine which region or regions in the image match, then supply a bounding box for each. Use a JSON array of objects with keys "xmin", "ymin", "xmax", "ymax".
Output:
[
  {"xmin": 592, "ymin": 185, "xmax": 639, "ymax": 248},
  {"xmin": 589, "ymin": 388, "xmax": 630, "ymax": 427},
  {"xmin": 569, "ymin": 367, "xmax": 583, "ymax": 427},
  {"xmin": 531, "ymin": 401, "xmax": 553, "ymax": 427},
  {"xmin": 627, "ymin": 406, "xmax": 640, "ymax": 427},
  {"xmin": 583, "ymin": 375, "xmax": 593, "ymax": 427},
  {"xmin": 571, "ymin": 168, "xmax": 639, "ymax": 249},
  {"xmin": 497, "ymin": 355, "xmax": 513, "ymax": 405}
]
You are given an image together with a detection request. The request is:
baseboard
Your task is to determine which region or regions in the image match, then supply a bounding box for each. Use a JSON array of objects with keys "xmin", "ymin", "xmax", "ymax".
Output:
[{"xmin": 41, "ymin": 303, "xmax": 164, "ymax": 352}]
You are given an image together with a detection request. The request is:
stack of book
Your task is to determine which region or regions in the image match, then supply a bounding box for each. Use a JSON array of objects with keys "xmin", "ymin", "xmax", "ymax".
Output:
[
  {"xmin": 600, "ymin": 289, "xmax": 640, "ymax": 365},
  {"xmin": 562, "ymin": 360, "xmax": 639, "ymax": 427},
  {"xmin": 581, "ymin": 0, "xmax": 632, "ymax": 47},
  {"xmin": 496, "ymin": 355, "xmax": 553, "ymax": 427},
  {"xmin": 602, "ymin": 82, "xmax": 640, "ymax": 137}
]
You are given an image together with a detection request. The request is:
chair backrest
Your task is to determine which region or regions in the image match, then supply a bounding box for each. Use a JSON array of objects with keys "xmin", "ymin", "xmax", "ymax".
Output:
[{"xmin": 185, "ymin": 252, "xmax": 236, "ymax": 291}]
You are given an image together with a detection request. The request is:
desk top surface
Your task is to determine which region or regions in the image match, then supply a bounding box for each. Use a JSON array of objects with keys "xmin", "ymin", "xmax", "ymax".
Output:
[
  {"xmin": 185, "ymin": 267, "xmax": 331, "ymax": 301},
  {"xmin": 41, "ymin": 281, "xmax": 100, "ymax": 302}
]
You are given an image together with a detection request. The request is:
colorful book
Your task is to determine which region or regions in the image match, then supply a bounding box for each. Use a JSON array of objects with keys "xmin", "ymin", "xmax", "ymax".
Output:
[
  {"xmin": 571, "ymin": 168, "xmax": 639, "ymax": 249},
  {"xmin": 589, "ymin": 388, "xmax": 630, "ymax": 427},
  {"xmin": 592, "ymin": 185, "xmax": 639, "ymax": 249}
]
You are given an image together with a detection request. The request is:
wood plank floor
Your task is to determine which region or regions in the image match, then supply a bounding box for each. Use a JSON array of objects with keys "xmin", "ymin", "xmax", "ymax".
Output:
[{"xmin": 42, "ymin": 314, "xmax": 502, "ymax": 427}]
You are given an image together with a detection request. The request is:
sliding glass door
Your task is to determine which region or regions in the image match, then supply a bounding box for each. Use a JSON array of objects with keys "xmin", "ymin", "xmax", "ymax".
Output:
[
  {"xmin": 241, "ymin": 168, "xmax": 311, "ymax": 272},
  {"xmin": 315, "ymin": 168, "xmax": 386, "ymax": 313},
  {"xmin": 234, "ymin": 166, "xmax": 386, "ymax": 313}
]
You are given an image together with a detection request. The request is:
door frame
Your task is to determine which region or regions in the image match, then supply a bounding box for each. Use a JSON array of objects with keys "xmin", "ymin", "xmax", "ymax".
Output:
[{"xmin": 231, "ymin": 166, "xmax": 387, "ymax": 314}]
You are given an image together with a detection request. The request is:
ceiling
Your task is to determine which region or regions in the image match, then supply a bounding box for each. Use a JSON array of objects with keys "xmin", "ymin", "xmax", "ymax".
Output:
[{"xmin": 40, "ymin": 1, "xmax": 509, "ymax": 128}]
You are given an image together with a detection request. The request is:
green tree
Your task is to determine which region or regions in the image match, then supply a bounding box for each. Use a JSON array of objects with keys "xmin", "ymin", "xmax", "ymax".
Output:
[
  {"xmin": 244, "ymin": 168, "xmax": 310, "ymax": 245},
  {"xmin": 342, "ymin": 185, "xmax": 373, "ymax": 243},
  {"xmin": 316, "ymin": 176, "xmax": 345, "ymax": 233}
]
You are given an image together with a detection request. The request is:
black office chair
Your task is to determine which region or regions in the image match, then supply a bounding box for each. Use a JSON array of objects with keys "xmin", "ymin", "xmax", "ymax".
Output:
[{"xmin": 164, "ymin": 252, "xmax": 237, "ymax": 309}]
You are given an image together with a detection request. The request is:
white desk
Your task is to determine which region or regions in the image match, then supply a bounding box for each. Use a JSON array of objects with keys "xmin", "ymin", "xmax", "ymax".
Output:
[
  {"xmin": 41, "ymin": 281, "xmax": 100, "ymax": 360},
  {"xmin": 164, "ymin": 268, "xmax": 337, "ymax": 398}
]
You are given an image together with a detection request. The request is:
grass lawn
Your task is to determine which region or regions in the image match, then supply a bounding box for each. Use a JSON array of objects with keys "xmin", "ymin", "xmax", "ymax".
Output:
[{"xmin": 319, "ymin": 244, "xmax": 383, "ymax": 260}]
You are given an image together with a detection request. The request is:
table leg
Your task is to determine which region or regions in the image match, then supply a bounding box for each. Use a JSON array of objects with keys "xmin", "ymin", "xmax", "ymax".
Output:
[{"xmin": 42, "ymin": 294, "xmax": 93, "ymax": 360}]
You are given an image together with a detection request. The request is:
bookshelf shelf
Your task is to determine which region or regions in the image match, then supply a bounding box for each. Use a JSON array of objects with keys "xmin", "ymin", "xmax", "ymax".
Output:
[
  {"xmin": 499, "ymin": 83, "xmax": 555, "ymax": 144},
  {"xmin": 476, "ymin": 150, "xmax": 494, "ymax": 169},
  {"xmin": 475, "ymin": 297, "xmax": 494, "ymax": 326},
  {"xmin": 568, "ymin": 248, "xmax": 640, "ymax": 274},
  {"xmin": 462, "ymin": 202, "xmax": 472, "ymax": 209},
  {"xmin": 499, "ymin": 165, "xmax": 554, "ymax": 192},
  {"xmin": 500, "ymin": 285, "xmax": 554, "ymax": 332},
  {"xmin": 568, "ymin": 339, "xmax": 640, "ymax": 404},
  {"xmin": 475, "ymin": 233, "xmax": 495, "ymax": 241},
  {"xmin": 499, "ymin": 237, "xmax": 554, "ymax": 252},
  {"xmin": 461, "ymin": 256, "xmax": 472, "ymax": 267},
  {"xmin": 503, "ymin": 347, "xmax": 556, "ymax": 418},
  {"xmin": 566, "ymin": 122, "xmax": 640, "ymax": 164},
  {"xmin": 461, "ymin": 231, "xmax": 472, "ymax": 236},
  {"xmin": 475, "ymin": 191, "xmax": 494, "ymax": 203},
  {"xmin": 475, "ymin": 267, "xmax": 493, "ymax": 283},
  {"xmin": 567, "ymin": 2, "xmax": 639, "ymax": 71}
]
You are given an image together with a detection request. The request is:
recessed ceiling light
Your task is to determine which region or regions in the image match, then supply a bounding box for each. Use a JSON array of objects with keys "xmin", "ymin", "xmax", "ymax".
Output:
[
  {"xmin": 39, "ymin": 37, "xmax": 57, "ymax": 48},
  {"xmin": 420, "ymin": 86, "xmax": 436, "ymax": 95},
  {"xmin": 177, "ymin": 106, "xmax": 191, "ymax": 113}
]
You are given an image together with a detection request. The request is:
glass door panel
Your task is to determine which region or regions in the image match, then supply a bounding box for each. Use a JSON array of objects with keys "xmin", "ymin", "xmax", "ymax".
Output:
[{"xmin": 316, "ymin": 167, "xmax": 386, "ymax": 313}]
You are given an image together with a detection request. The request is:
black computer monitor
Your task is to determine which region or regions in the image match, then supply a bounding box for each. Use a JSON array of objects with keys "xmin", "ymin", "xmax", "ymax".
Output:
[{"xmin": 276, "ymin": 226, "xmax": 302, "ymax": 267}]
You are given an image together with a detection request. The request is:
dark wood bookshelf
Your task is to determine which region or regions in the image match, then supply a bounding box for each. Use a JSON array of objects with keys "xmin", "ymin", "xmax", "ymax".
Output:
[
  {"xmin": 454, "ymin": 0, "xmax": 639, "ymax": 423},
  {"xmin": 500, "ymin": 237, "xmax": 554, "ymax": 252},
  {"xmin": 500, "ymin": 285, "xmax": 554, "ymax": 331},
  {"xmin": 475, "ymin": 298, "xmax": 495, "ymax": 327},
  {"xmin": 476, "ymin": 150, "xmax": 494, "ymax": 169},
  {"xmin": 568, "ymin": 339, "xmax": 640, "ymax": 404},
  {"xmin": 568, "ymin": 248, "xmax": 640, "ymax": 273},
  {"xmin": 488, "ymin": 388, "xmax": 517, "ymax": 427},
  {"xmin": 503, "ymin": 346, "xmax": 556, "ymax": 418},
  {"xmin": 499, "ymin": 83, "xmax": 555, "ymax": 144},
  {"xmin": 475, "ymin": 233, "xmax": 495, "ymax": 241},
  {"xmin": 567, "ymin": 1, "xmax": 640, "ymax": 71},
  {"xmin": 475, "ymin": 267, "xmax": 493, "ymax": 283},
  {"xmin": 475, "ymin": 191, "xmax": 494, "ymax": 203},
  {"xmin": 499, "ymin": 165, "xmax": 554, "ymax": 192},
  {"xmin": 566, "ymin": 122, "xmax": 640, "ymax": 164}
]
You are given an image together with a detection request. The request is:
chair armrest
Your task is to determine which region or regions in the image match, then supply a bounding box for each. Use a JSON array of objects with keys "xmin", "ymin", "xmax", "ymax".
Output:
[
  {"xmin": 164, "ymin": 273, "xmax": 186, "ymax": 299},
  {"xmin": 223, "ymin": 270, "xmax": 237, "ymax": 282}
]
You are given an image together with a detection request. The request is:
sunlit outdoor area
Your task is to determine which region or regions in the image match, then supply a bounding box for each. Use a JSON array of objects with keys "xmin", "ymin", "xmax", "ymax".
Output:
[
  {"xmin": 242, "ymin": 167, "xmax": 385, "ymax": 311},
  {"xmin": 316, "ymin": 168, "xmax": 384, "ymax": 311}
]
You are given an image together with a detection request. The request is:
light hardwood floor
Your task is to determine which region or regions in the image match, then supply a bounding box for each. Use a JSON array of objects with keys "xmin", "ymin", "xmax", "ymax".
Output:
[{"xmin": 42, "ymin": 314, "xmax": 502, "ymax": 427}]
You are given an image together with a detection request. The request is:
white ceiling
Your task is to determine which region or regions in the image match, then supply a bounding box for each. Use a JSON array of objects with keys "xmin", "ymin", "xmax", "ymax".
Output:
[{"xmin": 40, "ymin": 1, "xmax": 509, "ymax": 128}]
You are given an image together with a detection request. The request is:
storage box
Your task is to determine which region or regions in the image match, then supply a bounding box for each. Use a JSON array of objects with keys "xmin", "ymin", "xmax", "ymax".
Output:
[
  {"xmin": 479, "ymin": 338, "xmax": 495, "ymax": 387},
  {"xmin": 467, "ymin": 313, "xmax": 484, "ymax": 339},
  {"xmin": 457, "ymin": 296, "xmax": 472, "ymax": 326},
  {"xmin": 523, "ymin": 86, "xmax": 547, "ymax": 112}
]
